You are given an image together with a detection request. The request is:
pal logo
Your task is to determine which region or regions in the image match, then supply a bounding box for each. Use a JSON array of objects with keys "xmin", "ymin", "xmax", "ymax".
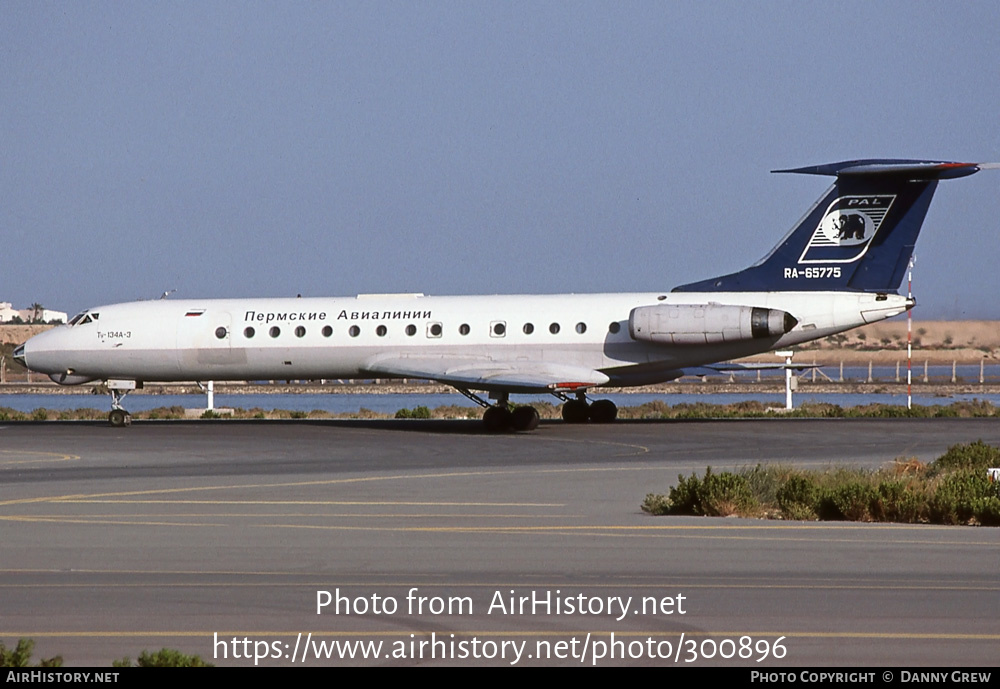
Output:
[{"xmin": 798, "ymin": 195, "xmax": 895, "ymax": 264}]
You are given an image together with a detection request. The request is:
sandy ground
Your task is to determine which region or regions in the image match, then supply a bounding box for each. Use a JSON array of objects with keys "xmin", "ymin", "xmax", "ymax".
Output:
[
  {"xmin": 740, "ymin": 319, "xmax": 999, "ymax": 364},
  {"xmin": 0, "ymin": 324, "xmax": 52, "ymax": 344}
]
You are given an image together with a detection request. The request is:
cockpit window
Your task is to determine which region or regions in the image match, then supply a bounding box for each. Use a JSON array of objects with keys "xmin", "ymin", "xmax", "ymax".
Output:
[{"xmin": 69, "ymin": 311, "xmax": 100, "ymax": 326}]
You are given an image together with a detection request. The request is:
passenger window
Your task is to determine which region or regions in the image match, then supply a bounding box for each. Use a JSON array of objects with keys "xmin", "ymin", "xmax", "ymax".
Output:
[
  {"xmin": 459, "ymin": 324, "xmax": 470, "ymax": 335},
  {"xmin": 427, "ymin": 322, "xmax": 442, "ymax": 338},
  {"xmin": 295, "ymin": 325, "xmax": 306, "ymax": 338},
  {"xmin": 523, "ymin": 323, "xmax": 534, "ymax": 335},
  {"xmin": 349, "ymin": 325, "xmax": 360, "ymax": 337},
  {"xmin": 491, "ymin": 321, "xmax": 506, "ymax": 337},
  {"xmin": 244, "ymin": 327, "xmax": 256, "ymax": 338},
  {"xmin": 215, "ymin": 326, "xmax": 228, "ymax": 339},
  {"xmin": 575, "ymin": 322, "xmax": 586, "ymax": 334},
  {"xmin": 322, "ymin": 325, "xmax": 333, "ymax": 337},
  {"xmin": 376, "ymin": 325, "xmax": 387, "ymax": 337},
  {"xmin": 406, "ymin": 324, "xmax": 417, "ymax": 336},
  {"xmin": 608, "ymin": 322, "xmax": 621, "ymax": 334},
  {"xmin": 549, "ymin": 323, "xmax": 560, "ymax": 334},
  {"xmin": 270, "ymin": 326, "xmax": 280, "ymax": 338}
]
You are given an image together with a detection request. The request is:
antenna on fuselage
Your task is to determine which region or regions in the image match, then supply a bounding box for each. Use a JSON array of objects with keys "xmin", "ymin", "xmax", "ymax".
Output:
[{"xmin": 159, "ymin": 289, "xmax": 176, "ymax": 300}]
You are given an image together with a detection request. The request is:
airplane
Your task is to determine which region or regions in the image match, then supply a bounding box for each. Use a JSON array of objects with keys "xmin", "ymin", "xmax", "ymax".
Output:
[{"xmin": 13, "ymin": 159, "xmax": 993, "ymax": 430}]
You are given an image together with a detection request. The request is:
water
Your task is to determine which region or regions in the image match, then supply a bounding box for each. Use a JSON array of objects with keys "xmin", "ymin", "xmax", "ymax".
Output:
[
  {"xmin": 799, "ymin": 363, "xmax": 998, "ymax": 384},
  {"xmin": 2, "ymin": 390, "xmax": 998, "ymax": 414}
]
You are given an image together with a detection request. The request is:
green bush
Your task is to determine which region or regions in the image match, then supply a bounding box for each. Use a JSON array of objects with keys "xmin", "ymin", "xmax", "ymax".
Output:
[
  {"xmin": 928, "ymin": 470, "xmax": 997, "ymax": 525},
  {"xmin": 931, "ymin": 440, "xmax": 1000, "ymax": 475},
  {"xmin": 776, "ymin": 475, "xmax": 822, "ymax": 520},
  {"xmin": 826, "ymin": 481, "xmax": 879, "ymax": 521},
  {"xmin": 665, "ymin": 471, "xmax": 704, "ymax": 514},
  {"xmin": 699, "ymin": 470, "xmax": 758, "ymax": 516},
  {"xmin": 872, "ymin": 479, "xmax": 925, "ymax": 523},
  {"xmin": 641, "ymin": 493, "xmax": 672, "ymax": 515},
  {"xmin": 395, "ymin": 405, "xmax": 431, "ymax": 419},
  {"xmin": 113, "ymin": 648, "xmax": 213, "ymax": 667},
  {"xmin": 0, "ymin": 638, "xmax": 62, "ymax": 667},
  {"xmin": 742, "ymin": 464, "xmax": 792, "ymax": 507},
  {"xmin": 969, "ymin": 496, "xmax": 1000, "ymax": 526},
  {"xmin": 656, "ymin": 468, "xmax": 758, "ymax": 517},
  {"xmin": 0, "ymin": 407, "xmax": 27, "ymax": 421}
]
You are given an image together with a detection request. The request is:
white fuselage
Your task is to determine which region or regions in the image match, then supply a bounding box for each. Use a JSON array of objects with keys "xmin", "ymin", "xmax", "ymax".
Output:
[{"xmin": 21, "ymin": 290, "xmax": 910, "ymax": 389}]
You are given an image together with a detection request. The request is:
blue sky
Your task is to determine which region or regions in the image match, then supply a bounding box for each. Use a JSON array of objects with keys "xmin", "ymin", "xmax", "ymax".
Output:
[{"xmin": 3, "ymin": 2, "xmax": 998, "ymax": 318}]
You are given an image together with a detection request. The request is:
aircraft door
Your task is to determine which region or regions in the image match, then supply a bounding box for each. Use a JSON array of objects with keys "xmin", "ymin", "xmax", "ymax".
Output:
[{"xmin": 176, "ymin": 310, "xmax": 240, "ymax": 370}]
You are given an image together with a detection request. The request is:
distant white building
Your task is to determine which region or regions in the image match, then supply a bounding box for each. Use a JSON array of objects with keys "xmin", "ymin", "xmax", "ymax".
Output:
[
  {"xmin": 0, "ymin": 303, "xmax": 19, "ymax": 322},
  {"xmin": 25, "ymin": 308, "xmax": 68, "ymax": 323},
  {"xmin": 0, "ymin": 302, "xmax": 67, "ymax": 323}
]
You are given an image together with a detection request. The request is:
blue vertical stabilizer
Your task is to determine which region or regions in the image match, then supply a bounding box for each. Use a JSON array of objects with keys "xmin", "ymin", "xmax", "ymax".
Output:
[{"xmin": 672, "ymin": 160, "xmax": 984, "ymax": 293}]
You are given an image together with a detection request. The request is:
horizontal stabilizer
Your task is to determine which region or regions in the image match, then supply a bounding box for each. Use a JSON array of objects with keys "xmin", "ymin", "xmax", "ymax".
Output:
[
  {"xmin": 682, "ymin": 362, "xmax": 819, "ymax": 377},
  {"xmin": 699, "ymin": 362, "xmax": 820, "ymax": 372},
  {"xmin": 772, "ymin": 159, "xmax": 988, "ymax": 180}
]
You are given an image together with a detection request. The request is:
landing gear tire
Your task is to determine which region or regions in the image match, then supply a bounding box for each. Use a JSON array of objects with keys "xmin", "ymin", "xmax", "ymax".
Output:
[
  {"xmin": 511, "ymin": 406, "xmax": 540, "ymax": 432},
  {"xmin": 589, "ymin": 399, "xmax": 618, "ymax": 424},
  {"xmin": 561, "ymin": 399, "xmax": 590, "ymax": 424},
  {"xmin": 108, "ymin": 409, "xmax": 131, "ymax": 427},
  {"xmin": 483, "ymin": 406, "xmax": 513, "ymax": 432}
]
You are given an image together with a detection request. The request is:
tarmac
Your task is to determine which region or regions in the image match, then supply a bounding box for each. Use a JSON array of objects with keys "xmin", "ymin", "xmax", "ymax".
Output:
[{"xmin": 0, "ymin": 418, "xmax": 997, "ymax": 666}]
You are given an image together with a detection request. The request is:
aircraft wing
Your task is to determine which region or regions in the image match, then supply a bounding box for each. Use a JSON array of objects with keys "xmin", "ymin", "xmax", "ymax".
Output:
[{"xmin": 364, "ymin": 356, "xmax": 610, "ymax": 393}]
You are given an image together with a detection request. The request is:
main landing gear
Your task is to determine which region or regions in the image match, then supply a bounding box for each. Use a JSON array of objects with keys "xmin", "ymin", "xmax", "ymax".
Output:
[
  {"xmin": 457, "ymin": 389, "xmax": 540, "ymax": 432},
  {"xmin": 105, "ymin": 379, "xmax": 139, "ymax": 427},
  {"xmin": 556, "ymin": 392, "xmax": 618, "ymax": 424},
  {"xmin": 456, "ymin": 388, "xmax": 618, "ymax": 431}
]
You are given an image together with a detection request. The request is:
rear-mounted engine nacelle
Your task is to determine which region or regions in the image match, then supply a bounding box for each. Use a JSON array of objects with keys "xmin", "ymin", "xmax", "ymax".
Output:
[{"xmin": 629, "ymin": 304, "xmax": 797, "ymax": 345}]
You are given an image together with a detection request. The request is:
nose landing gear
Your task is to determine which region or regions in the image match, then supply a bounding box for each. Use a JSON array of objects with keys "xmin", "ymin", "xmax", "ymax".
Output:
[
  {"xmin": 106, "ymin": 380, "xmax": 139, "ymax": 427},
  {"xmin": 109, "ymin": 407, "xmax": 131, "ymax": 427}
]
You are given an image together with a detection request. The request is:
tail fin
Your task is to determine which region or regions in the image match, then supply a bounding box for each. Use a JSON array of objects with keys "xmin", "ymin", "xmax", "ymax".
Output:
[{"xmin": 673, "ymin": 159, "xmax": 986, "ymax": 293}]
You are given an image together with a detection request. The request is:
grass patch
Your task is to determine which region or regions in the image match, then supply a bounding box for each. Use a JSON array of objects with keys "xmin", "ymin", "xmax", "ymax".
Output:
[
  {"xmin": 3, "ymin": 399, "xmax": 1000, "ymax": 422},
  {"xmin": 642, "ymin": 441, "xmax": 1000, "ymax": 526}
]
